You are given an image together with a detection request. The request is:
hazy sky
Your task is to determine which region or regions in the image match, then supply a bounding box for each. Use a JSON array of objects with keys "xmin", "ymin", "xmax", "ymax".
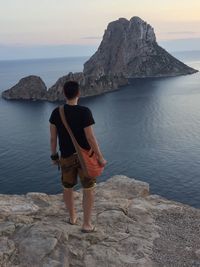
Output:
[{"xmin": 0, "ymin": 0, "xmax": 200, "ymax": 59}]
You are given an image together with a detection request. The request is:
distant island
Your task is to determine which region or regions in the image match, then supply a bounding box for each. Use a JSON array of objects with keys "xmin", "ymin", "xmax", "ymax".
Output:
[{"xmin": 2, "ymin": 16, "xmax": 198, "ymax": 101}]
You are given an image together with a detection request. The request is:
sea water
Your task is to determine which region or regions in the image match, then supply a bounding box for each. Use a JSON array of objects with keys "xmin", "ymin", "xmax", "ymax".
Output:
[{"xmin": 0, "ymin": 52, "xmax": 200, "ymax": 208}]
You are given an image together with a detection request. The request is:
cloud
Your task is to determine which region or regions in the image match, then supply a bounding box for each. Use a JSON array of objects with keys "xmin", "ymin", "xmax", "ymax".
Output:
[
  {"xmin": 166, "ymin": 31, "xmax": 197, "ymax": 35},
  {"xmin": 81, "ymin": 36, "xmax": 102, "ymax": 40}
]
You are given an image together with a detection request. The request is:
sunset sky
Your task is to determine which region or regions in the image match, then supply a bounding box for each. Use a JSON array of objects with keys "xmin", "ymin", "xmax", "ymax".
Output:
[{"xmin": 0, "ymin": 0, "xmax": 200, "ymax": 59}]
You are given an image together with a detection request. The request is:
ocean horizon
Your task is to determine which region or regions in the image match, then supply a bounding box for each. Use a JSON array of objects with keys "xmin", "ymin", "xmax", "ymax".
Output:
[
  {"xmin": 1, "ymin": 50, "xmax": 200, "ymax": 92},
  {"xmin": 0, "ymin": 56, "xmax": 89, "ymax": 92}
]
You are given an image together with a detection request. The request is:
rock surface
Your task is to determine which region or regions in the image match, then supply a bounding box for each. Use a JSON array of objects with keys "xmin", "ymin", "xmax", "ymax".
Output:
[
  {"xmin": 84, "ymin": 16, "xmax": 197, "ymax": 78},
  {"xmin": 47, "ymin": 72, "xmax": 128, "ymax": 101},
  {"xmin": 2, "ymin": 76, "xmax": 47, "ymax": 100},
  {"xmin": 0, "ymin": 175, "xmax": 200, "ymax": 267}
]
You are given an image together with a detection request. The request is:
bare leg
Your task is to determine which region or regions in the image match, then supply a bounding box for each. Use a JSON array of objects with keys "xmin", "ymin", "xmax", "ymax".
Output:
[
  {"xmin": 63, "ymin": 188, "xmax": 77, "ymax": 223},
  {"xmin": 82, "ymin": 188, "xmax": 95, "ymax": 230}
]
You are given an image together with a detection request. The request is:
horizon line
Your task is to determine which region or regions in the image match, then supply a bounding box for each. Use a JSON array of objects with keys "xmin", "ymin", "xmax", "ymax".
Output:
[{"xmin": 1, "ymin": 50, "xmax": 200, "ymax": 62}]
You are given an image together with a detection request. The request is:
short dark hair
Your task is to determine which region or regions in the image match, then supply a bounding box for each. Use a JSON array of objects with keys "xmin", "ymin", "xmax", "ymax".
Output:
[{"xmin": 63, "ymin": 81, "xmax": 80, "ymax": 99}]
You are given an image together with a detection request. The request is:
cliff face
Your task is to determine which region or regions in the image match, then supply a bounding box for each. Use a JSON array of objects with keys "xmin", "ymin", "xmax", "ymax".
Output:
[
  {"xmin": 2, "ymin": 73, "xmax": 128, "ymax": 101},
  {"xmin": 47, "ymin": 72, "xmax": 128, "ymax": 101},
  {"xmin": 2, "ymin": 76, "xmax": 47, "ymax": 100},
  {"xmin": 1, "ymin": 176, "xmax": 200, "ymax": 267},
  {"xmin": 84, "ymin": 16, "xmax": 197, "ymax": 78}
]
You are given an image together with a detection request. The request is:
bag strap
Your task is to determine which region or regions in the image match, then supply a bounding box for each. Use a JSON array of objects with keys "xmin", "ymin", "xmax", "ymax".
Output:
[
  {"xmin": 59, "ymin": 105, "xmax": 80, "ymax": 152},
  {"xmin": 59, "ymin": 105, "xmax": 90, "ymax": 176}
]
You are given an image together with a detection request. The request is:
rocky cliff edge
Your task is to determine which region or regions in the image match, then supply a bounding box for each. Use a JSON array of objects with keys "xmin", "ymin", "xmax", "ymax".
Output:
[{"xmin": 1, "ymin": 176, "xmax": 200, "ymax": 267}]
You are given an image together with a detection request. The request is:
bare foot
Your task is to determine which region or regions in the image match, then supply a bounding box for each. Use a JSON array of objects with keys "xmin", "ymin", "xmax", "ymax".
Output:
[
  {"xmin": 81, "ymin": 223, "xmax": 95, "ymax": 231},
  {"xmin": 68, "ymin": 217, "xmax": 78, "ymax": 225}
]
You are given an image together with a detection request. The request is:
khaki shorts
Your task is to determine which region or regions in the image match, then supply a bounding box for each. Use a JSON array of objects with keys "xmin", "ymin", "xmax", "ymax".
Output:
[{"xmin": 59, "ymin": 153, "xmax": 96, "ymax": 189}]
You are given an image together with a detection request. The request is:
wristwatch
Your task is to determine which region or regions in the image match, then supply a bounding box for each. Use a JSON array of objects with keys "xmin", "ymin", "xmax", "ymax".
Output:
[{"xmin": 50, "ymin": 152, "xmax": 59, "ymax": 161}]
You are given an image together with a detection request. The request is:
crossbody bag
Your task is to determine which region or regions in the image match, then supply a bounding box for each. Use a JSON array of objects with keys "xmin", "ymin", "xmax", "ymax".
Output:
[{"xmin": 59, "ymin": 105, "xmax": 104, "ymax": 178}]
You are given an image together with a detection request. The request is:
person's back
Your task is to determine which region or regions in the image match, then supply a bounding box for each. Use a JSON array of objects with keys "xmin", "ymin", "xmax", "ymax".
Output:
[
  {"xmin": 49, "ymin": 81, "xmax": 106, "ymax": 232},
  {"xmin": 50, "ymin": 104, "xmax": 94, "ymax": 157}
]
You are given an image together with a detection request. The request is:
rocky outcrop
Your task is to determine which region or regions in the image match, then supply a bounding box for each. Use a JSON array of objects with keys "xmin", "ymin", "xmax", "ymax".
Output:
[
  {"xmin": 84, "ymin": 16, "xmax": 197, "ymax": 78},
  {"xmin": 47, "ymin": 72, "xmax": 128, "ymax": 101},
  {"xmin": 1, "ymin": 175, "xmax": 200, "ymax": 267},
  {"xmin": 1, "ymin": 16, "xmax": 198, "ymax": 101},
  {"xmin": 2, "ymin": 76, "xmax": 47, "ymax": 100},
  {"xmin": 2, "ymin": 72, "xmax": 128, "ymax": 102}
]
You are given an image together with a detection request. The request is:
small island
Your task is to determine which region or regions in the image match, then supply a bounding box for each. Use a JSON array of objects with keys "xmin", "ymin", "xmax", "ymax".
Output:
[{"xmin": 2, "ymin": 16, "xmax": 198, "ymax": 101}]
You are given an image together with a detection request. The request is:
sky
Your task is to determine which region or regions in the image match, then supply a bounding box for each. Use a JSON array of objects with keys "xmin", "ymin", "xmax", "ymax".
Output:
[{"xmin": 0, "ymin": 0, "xmax": 200, "ymax": 60}]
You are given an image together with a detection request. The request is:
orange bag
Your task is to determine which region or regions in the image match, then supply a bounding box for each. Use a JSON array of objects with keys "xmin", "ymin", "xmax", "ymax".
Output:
[
  {"xmin": 78, "ymin": 147, "xmax": 104, "ymax": 178},
  {"xmin": 59, "ymin": 106, "xmax": 104, "ymax": 178}
]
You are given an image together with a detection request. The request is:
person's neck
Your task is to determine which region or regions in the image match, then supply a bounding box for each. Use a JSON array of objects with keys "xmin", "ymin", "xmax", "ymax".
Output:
[{"xmin": 66, "ymin": 98, "xmax": 78, "ymax": 106}]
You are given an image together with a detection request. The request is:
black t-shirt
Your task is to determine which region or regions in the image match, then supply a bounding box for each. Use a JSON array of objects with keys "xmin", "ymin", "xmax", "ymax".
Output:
[{"xmin": 49, "ymin": 104, "xmax": 95, "ymax": 157}]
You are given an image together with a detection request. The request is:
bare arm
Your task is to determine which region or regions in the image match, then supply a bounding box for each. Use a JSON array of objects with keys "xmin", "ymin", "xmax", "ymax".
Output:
[
  {"xmin": 50, "ymin": 123, "xmax": 58, "ymax": 155},
  {"xmin": 84, "ymin": 125, "xmax": 107, "ymax": 166}
]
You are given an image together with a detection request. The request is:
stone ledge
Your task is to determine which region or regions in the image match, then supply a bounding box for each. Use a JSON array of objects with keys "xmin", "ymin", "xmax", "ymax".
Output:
[{"xmin": 0, "ymin": 175, "xmax": 200, "ymax": 267}]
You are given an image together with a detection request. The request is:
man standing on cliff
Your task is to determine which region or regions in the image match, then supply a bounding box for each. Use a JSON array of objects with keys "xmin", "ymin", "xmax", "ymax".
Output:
[{"xmin": 49, "ymin": 81, "xmax": 106, "ymax": 232}]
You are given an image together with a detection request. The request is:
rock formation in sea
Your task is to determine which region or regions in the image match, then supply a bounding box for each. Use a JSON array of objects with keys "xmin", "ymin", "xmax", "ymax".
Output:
[
  {"xmin": 84, "ymin": 16, "xmax": 197, "ymax": 78},
  {"xmin": 1, "ymin": 176, "xmax": 200, "ymax": 266},
  {"xmin": 2, "ymin": 75, "xmax": 47, "ymax": 100},
  {"xmin": 1, "ymin": 16, "xmax": 198, "ymax": 101},
  {"xmin": 47, "ymin": 72, "xmax": 128, "ymax": 101}
]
